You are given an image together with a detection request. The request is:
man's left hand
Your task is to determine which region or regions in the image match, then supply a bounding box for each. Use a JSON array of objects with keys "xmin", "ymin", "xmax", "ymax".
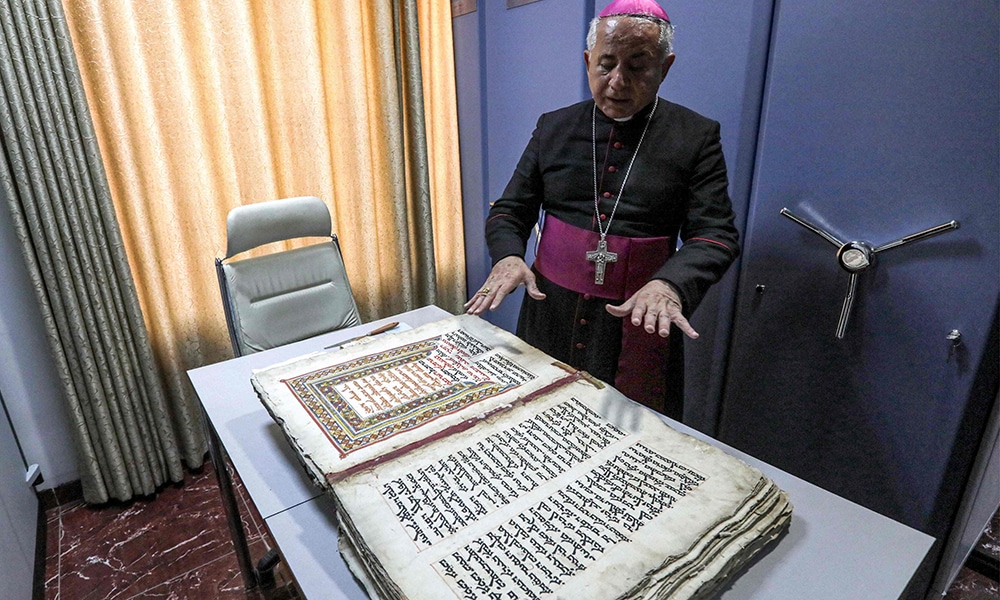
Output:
[{"xmin": 605, "ymin": 280, "xmax": 699, "ymax": 339}]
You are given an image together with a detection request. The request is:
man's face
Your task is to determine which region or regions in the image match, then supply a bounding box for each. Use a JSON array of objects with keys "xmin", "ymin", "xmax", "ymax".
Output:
[{"xmin": 584, "ymin": 17, "xmax": 674, "ymax": 119}]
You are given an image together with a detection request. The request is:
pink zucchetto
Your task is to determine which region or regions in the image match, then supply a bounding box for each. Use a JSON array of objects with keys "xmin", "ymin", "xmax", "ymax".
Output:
[{"xmin": 599, "ymin": 0, "xmax": 670, "ymax": 22}]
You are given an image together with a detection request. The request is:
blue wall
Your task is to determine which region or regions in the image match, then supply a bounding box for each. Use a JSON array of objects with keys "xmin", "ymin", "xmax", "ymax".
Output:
[
  {"xmin": 0, "ymin": 188, "xmax": 78, "ymax": 489},
  {"xmin": 457, "ymin": 0, "xmax": 596, "ymax": 332},
  {"xmin": 0, "ymin": 184, "xmax": 76, "ymax": 600}
]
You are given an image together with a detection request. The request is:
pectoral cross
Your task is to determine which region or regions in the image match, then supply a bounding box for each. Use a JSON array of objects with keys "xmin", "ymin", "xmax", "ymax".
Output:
[{"xmin": 586, "ymin": 237, "xmax": 617, "ymax": 285}]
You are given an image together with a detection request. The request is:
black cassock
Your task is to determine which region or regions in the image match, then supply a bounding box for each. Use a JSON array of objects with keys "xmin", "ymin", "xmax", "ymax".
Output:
[{"xmin": 486, "ymin": 98, "xmax": 739, "ymax": 418}]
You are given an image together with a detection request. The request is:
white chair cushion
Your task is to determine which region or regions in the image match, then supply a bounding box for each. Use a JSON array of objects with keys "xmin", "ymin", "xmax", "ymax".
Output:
[{"xmin": 222, "ymin": 242, "xmax": 361, "ymax": 354}]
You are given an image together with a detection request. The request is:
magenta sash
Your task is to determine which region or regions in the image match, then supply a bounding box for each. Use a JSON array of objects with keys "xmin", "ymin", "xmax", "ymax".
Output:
[
  {"xmin": 534, "ymin": 216, "xmax": 674, "ymax": 299},
  {"xmin": 533, "ymin": 216, "xmax": 676, "ymax": 412}
]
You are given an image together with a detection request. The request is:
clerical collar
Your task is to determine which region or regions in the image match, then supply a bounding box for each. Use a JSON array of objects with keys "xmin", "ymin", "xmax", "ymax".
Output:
[{"xmin": 595, "ymin": 99, "xmax": 658, "ymax": 124}]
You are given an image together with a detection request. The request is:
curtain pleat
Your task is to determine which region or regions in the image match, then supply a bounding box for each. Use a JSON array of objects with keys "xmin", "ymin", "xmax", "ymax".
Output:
[
  {"xmin": 398, "ymin": 0, "xmax": 438, "ymax": 307},
  {"xmin": 0, "ymin": 0, "xmax": 200, "ymax": 503},
  {"xmin": 419, "ymin": 0, "xmax": 466, "ymax": 312}
]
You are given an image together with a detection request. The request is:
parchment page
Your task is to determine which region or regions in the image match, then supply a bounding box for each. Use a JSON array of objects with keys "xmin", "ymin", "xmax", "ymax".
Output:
[
  {"xmin": 253, "ymin": 314, "xmax": 576, "ymax": 482},
  {"xmin": 333, "ymin": 379, "xmax": 786, "ymax": 600}
]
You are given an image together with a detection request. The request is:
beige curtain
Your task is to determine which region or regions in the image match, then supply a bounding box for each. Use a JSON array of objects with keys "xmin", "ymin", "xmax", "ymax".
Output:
[{"xmin": 61, "ymin": 2, "xmax": 465, "ymax": 411}]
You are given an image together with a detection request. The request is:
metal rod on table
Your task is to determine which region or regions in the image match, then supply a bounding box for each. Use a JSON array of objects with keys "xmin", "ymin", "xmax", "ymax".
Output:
[
  {"xmin": 203, "ymin": 411, "xmax": 257, "ymax": 590},
  {"xmin": 323, "ymin": 321, "xmax": 399, "ymax": 349}
]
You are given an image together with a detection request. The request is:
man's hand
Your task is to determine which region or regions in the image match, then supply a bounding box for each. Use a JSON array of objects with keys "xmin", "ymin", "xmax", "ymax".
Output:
[
  {"xmin": 606, "ymin": 280, "xmax": 698, "ymax": 339},
  {"xmin": 464, "ymin": 256, "xmax": 546, "ymax": 315}
]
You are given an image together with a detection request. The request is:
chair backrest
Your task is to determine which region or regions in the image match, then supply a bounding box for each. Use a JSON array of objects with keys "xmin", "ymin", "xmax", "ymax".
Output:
[{"xmin": 215, "ymin": 196, "xmax": 362, "ymax": 357}]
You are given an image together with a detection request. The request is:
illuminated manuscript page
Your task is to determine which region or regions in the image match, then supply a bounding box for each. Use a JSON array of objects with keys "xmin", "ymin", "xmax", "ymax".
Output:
[
  {"xmin": 332, "ymin": 378, "xmax": 791, "ymax": 600},
  {"xmin": 252, "ymin": 315, "xmax": 576, "ymax": 483}
]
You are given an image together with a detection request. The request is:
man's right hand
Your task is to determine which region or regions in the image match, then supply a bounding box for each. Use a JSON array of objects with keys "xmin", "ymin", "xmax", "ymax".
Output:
[{"xmin": 464, "ymin": 256, "xmax": 546, "ymax": 315}]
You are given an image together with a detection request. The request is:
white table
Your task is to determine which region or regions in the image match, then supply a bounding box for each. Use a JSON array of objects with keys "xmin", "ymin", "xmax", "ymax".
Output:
[{"xmin": 189, "ymin": 305, "xmax": 934, "ymax": 599}]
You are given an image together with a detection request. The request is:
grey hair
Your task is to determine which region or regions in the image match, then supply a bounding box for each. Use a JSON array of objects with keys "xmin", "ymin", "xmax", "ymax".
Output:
[{"xmin": 586, "ymin": 15, "xmax": 674, "ymax": 57}]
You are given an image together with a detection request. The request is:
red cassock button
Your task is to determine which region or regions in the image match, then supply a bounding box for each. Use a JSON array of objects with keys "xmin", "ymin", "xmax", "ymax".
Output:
[
  {"xmin": 603, "ymin": 191, "xmax": 613, "ymax": 198},
  {"xmin": 613, "ymin": 142, "xmax": 623, "ymax": 149},
  {"xmin": 579, "ymin": 318, "xmax": 588, "ymax": 325},
  {"xmin": 575, "ymin": 342, "xmax": 586, "ymax": 349},
  {"xmin": 600, "ymin": 214, "xmax": 608, "ymax": 220},
  {"xmin": 608, "ymin": 166, "xmax": 617, "ymax": 173},
  {"xmin": 583, "ymin": 293, "xmax": 592, "ymax": 300}
]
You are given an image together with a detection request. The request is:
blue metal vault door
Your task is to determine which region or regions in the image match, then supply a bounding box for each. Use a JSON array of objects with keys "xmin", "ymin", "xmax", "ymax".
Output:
[{"xmin": 717, "ymin": 2, "xmax": 999, "ymax": 598}]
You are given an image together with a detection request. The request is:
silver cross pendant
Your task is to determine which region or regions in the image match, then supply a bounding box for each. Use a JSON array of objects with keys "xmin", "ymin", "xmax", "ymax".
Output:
[{"xmin": 586, "ymin": 237, "xmax": 618, "ymax": 285}]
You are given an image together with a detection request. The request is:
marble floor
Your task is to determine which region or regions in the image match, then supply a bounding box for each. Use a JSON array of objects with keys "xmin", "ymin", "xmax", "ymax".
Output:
[
  {"xmin": 947, "ymin": 509, "xmax": 1000, "ymax": 600},
  {"xmin": 41, "ymin": 461, "xmax": 300, "ymax": 600},
  {"xmin": 39, "ymin": 461, "xmax": 999, "ymax": 600}
]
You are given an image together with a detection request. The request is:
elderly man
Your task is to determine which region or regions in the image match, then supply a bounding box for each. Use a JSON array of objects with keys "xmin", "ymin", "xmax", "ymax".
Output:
[{"xmin": 465, "ymin": 0, "xmax": 739, "ymax": 419}]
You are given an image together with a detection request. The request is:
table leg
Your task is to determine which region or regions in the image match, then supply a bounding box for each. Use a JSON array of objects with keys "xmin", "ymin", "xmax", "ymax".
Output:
[{"xmin": 203, "ymin": 411, "xmax": 258, "ymax": 590}]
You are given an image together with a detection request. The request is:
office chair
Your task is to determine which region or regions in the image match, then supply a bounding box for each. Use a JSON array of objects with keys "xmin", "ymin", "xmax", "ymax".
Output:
[
  {"xmin": 210, "ymin": 196, "xmax": 363, "ymax": 592},
  {"xmin": 215, "ymin": 195, "xmax": 362, "ymax": 357}
]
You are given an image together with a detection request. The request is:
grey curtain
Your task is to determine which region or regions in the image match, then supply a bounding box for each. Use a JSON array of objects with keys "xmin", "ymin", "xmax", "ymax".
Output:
[
  {"xmin": 395, "ymin": 0, "xmax": 438, "ymax": 309},
  {"xmin": 0, "ymin": 0, "xmax": 205, "ymax": 503}
]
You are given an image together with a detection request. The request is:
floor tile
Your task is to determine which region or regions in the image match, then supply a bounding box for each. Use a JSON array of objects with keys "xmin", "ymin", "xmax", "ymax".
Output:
[
  {"xmin": 43, "ymin": 512, "xmax": 61, "ymax": 599},
  {"xmin": 944, "ymin": 566, "xmax": 999, "ymax": 599},
  {"xmin": 53, "ymin": 468, "xmax": 237, "ymax": 600},
  {"xmin": 124, "ymin": 551, "xmax": 249, "ymax": 600},
  {"xmin": 42, "ymin": 461, "xmax": 302, "ymax": 600},
  {"xmin": 980, "ymin": 511, "xmax": 1000, "ymax": 560}
]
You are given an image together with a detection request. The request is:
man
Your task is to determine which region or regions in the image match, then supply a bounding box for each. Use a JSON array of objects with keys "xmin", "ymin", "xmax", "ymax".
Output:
[{"xmin": 465, "ymin": 0, "xmax": 739, "ymax": 419}]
